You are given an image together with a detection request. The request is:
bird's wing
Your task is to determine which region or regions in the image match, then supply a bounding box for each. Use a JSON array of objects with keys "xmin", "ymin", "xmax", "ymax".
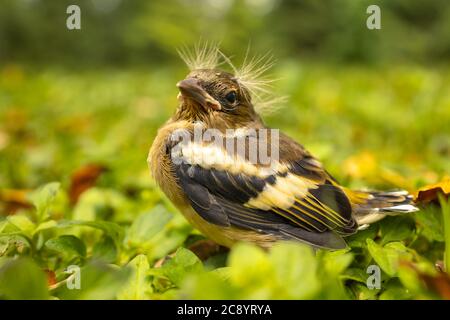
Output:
[{"xmin": 171, "ymin": 134, "xmax": 357, "ymax": 249}]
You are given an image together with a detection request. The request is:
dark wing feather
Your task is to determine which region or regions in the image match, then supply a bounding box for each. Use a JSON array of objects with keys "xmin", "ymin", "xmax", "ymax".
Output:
[
  {"xmin": 175, "ymin": 163, "xmax": 354, "ymax": 249},
  {"xmin": 172, "ymin": 132, "xmax": 357, "ymax": 249},
  {"xmin": 176, "ymin": 164, "xmax": 347, "ymax": 249}
]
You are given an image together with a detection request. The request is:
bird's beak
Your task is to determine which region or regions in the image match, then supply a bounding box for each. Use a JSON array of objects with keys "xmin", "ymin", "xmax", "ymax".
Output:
[{"xmin": 176, "ymin": 78, "xmax": 221, "ymax": 111}]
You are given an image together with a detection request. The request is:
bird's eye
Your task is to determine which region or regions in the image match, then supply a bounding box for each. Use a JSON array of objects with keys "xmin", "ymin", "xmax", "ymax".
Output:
[{"xmin": 225, "ymin": 91, "xmax": 237, "ymax": 104}]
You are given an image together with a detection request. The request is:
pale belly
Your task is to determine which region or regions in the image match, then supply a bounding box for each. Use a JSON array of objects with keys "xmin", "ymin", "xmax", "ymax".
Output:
[{"xmin": 178, "ymin": 205, "xmax": 278, "ymax": 249}]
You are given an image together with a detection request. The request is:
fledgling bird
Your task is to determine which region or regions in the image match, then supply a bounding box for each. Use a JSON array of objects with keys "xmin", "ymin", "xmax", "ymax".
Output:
[{"xmin": 148, "ymin": 45, "xmax": 418, "ymax": 250}]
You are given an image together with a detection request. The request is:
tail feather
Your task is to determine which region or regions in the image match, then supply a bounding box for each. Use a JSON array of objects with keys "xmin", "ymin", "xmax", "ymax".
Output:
[{"xmin": 343, "ymin": 189, "xmax": 419, "ymax": 227}]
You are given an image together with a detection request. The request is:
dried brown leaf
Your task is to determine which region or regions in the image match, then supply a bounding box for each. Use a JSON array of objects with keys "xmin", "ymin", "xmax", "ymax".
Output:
[
  {"xmin": 414, "ymin": 178, "xmax": 450, "ymax": 205},
  {"xmin": 69, "ymin": 164, "xmax": 108, "ymax": 205}
]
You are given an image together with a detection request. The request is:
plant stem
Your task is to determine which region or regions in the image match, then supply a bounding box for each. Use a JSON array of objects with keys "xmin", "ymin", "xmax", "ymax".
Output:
[{"xmin": 440, "ymin": 195, "xmax": 450, "ymax": 273}]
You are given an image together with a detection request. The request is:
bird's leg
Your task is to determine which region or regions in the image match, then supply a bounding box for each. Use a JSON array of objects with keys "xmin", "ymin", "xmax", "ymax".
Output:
[{"xmin": 187, "ymin": 239, "xmax": 228, "ymax": 260}]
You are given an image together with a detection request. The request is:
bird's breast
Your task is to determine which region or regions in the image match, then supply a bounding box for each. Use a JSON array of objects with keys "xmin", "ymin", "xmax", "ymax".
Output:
[{"xmin": 148, "ymin": 120, "xmax": 191, "ymax": 206}]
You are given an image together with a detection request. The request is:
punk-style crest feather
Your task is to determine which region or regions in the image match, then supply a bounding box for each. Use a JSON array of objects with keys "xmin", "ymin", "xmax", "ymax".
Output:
[
  {"xmin": 177, "ymin": 41, "xmax": 221, "ymax": 71},
  {"xmin": 178, "ymin": 42, "xmax": 286, "ymax": 115}
]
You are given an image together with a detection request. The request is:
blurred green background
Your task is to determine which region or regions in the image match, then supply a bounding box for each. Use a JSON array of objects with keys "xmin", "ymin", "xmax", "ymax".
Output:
[
  {"xmin": 1, "ymin": 0, "xmax": 449, "ymax": 192},
  {"xmin": 1, "ymin": 0, "xmax": 449, "ymax": 191},
  {"xmin": 0, "ymin": 0, "xmax": 450, "ymax": 300},
  {"xmin": 2, "ymin": 0, "xmax": 450, "ymax": 65}
]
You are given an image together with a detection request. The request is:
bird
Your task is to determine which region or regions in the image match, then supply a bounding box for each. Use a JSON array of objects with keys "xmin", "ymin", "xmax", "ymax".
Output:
[{"xmin": 148, "ymin": 44, "xmax": 418, "ymax": 250}]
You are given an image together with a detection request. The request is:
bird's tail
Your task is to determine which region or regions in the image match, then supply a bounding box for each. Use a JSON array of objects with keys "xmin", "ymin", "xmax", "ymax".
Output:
[{"xmin": 343, "ymin": 189, "xmax": 419, "ymax": 229}]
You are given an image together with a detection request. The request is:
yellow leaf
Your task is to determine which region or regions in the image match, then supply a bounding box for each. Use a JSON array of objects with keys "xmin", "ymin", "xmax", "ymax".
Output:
[
  {"xmin": 414, "ymin": 177, "xmax": 450, "ymax": 204},
  {"xmin": 342, "ymin": 151, "xmax": 377, "ymax": 179}
]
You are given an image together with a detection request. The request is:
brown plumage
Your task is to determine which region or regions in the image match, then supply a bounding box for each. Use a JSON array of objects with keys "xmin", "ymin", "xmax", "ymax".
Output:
[{"xmin": 148, "ymin": 45, "xmax": 418, "ymax": 249}]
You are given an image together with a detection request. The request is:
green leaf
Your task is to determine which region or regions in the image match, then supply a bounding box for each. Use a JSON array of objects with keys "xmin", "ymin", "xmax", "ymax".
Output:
[
  {"xmin": 319, "ymin": 249, "xmax": 354, "ymax": 276},
  {"xmin": 366, "ymin": 239, "xmax": 413, "ymax": 277},
  {"xmin": 204, "ymin": 252, "xmax": 228, "ymax": 271},
  {"xmin": 33, "ymin": 220, "xmax": 58, "ymax": 235},
  {"xmin": 57, "ymin": 220, "xmax": 124, "ymax": 246},
  {"xmin": 45, "ymin": 235, "xmax": 87, "ymax": 258},
  {"xmin": 144, "ymin": 214, "xmax": 192, "ymax": 261},
  {"xmin": 125, "ymin": 206, "xmax": 172, "ymax": 247},
  {"xmin": 55, "ymin": 261, "xmax": 131, "ymax": 300},
  {"xmin": 342, "ymin": 268, "xmax": 369, "ymax": 284},
  {"xmin": 180, "ymin": 272, "xmax": 237, "ymax": 299},
  {"xmin": 0, "ymin": 220, "xmax": 20, "ymax": 234},
  {"xmin": 92, "ymin": 236, "xmax": 117, "ymax": 263},
  {"xmin": 379, "ymin": 216, "xmax": 415, "ymax": 245},
  {"xmin": 0, "ymin": 234, "xmax": 32, "ymax": 256},
  {"xmin": 228, "ymin": 243, "xmax": 272, "ymax": 289},
  {"xmin": 72, "ymin": 188, "xmax": 131, "ymax": 221},
  {"xmin": 29, "ymin": 182, "xmax": 60, "ymax": 222},
  {"xmin": 347, "ymin": 224, "xmax": 378, "ymax": 248},
  {"xmin": 270, "ymin": 242, "xmax": 320, "ymax": 299},
  {"xmin": 0, "ymin": 257, "xmax": 49, "ymax": 299},
  {"xmin": 415, "ymin": 206, "xmax": 444, "ymax": 242},
  {"xmin": 397, "ymin": 264, "xmax": 425, "ymax": 294},
  {"xmin": 117, "ymin": 255, "xmax": 151, "ymax": 300},
  {"xmin": 211, "ymin": 266, "xmax": 231, "ymax": 281},
  {"xmin": 153, "ymin": 247, "xmax": 203, "ymax": 287},
  {"xmin": 379, "ymin": 286, "xmax": 412, "ymax": 300},
  {"xmin": 352, "ymin": 283, "xmax": 379, "ymax": 300},
  {"xmin": 6, "ymin": 215, "xmax": 36, "ymax": 237}
]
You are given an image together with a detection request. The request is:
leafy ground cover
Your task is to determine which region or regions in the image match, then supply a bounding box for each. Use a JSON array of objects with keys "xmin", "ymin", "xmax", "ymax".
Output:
[{"xmin": 0, "ymin": 63, "xmax": 449, "ymax": 299}]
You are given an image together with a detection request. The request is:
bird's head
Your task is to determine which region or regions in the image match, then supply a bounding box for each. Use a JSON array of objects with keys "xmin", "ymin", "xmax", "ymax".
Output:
[
  {"xmin": 173, "ymin": 43, "xmax": 282, "ymax": 128},
  {"xmin": 176, "ymin": 69, "xmax": 257, "ymax": 125}
]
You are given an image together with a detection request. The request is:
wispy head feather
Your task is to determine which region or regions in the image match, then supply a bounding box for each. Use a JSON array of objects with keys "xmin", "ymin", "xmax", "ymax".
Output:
[
  {"xmin": 178, "ymin": 41, "xmax": 221, "ymax": 71},
  {"xmin": 233, "ymin": 50, "xmax": 284, "ymax": 115},
  {"xmin": 178, "ymin": 43, "xmax": 286, "ymax": 115},
  {"xmin": 220, "ymin": 49, "xmax": 286, "ymax": 115}
]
